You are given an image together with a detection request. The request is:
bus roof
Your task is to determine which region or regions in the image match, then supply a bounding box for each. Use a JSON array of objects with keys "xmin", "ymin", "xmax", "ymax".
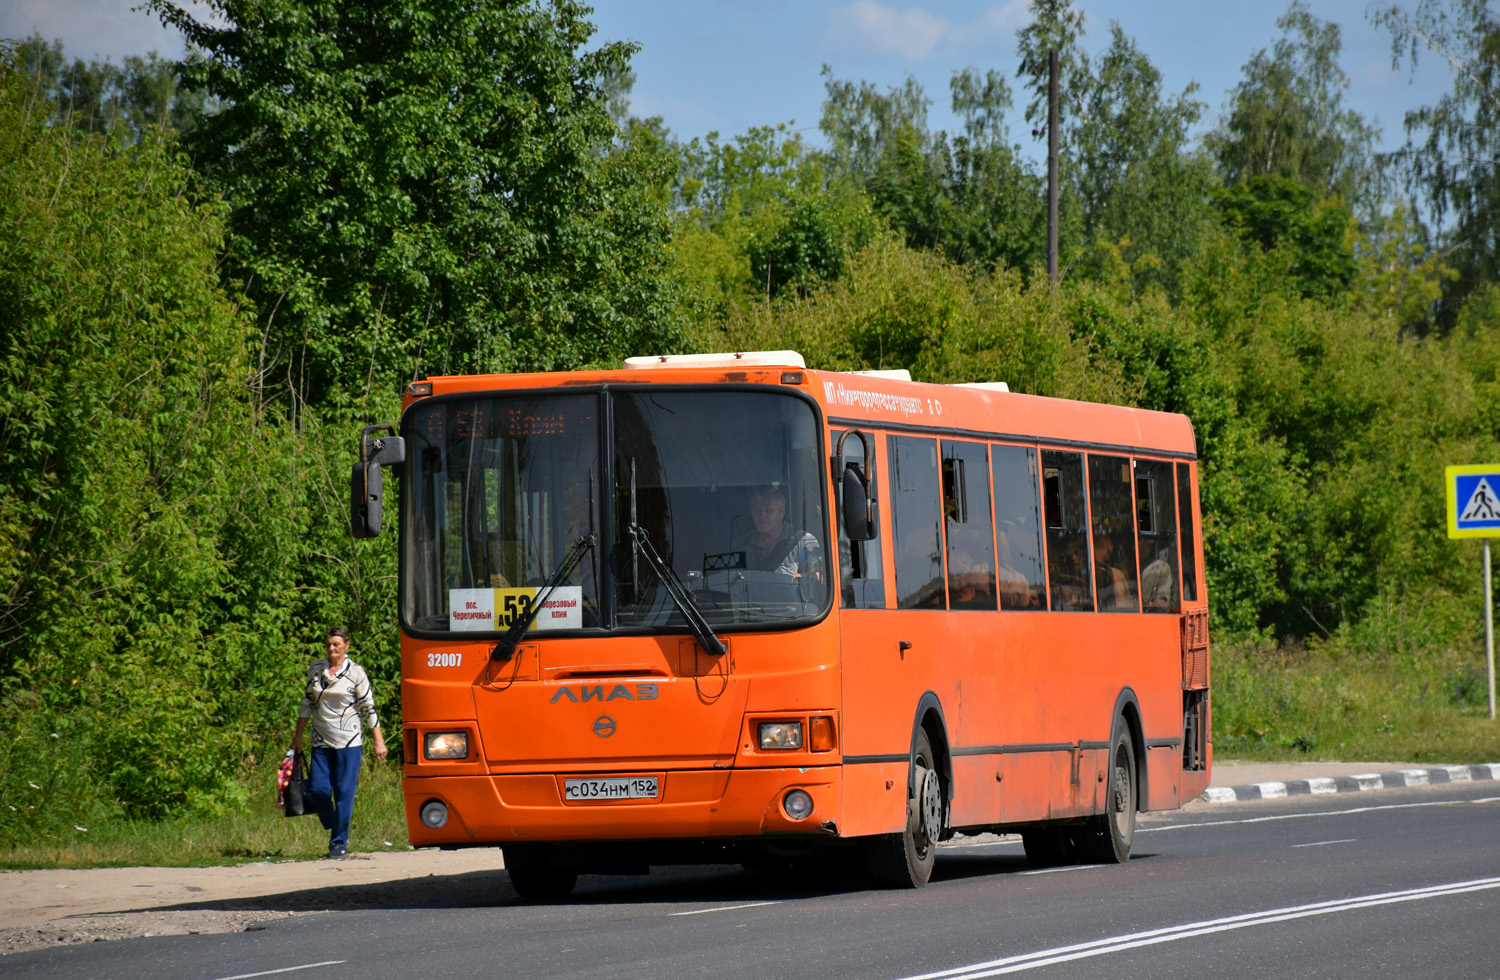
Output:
[{"xmin": 408, "ymin": 352, "xmax": 1195, "ymax": 458}]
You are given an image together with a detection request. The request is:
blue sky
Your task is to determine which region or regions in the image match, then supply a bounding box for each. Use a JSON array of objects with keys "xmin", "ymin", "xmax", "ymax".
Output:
[{"xmin": 3, "ymin": 0, "xmax": 1458, "ymax": 162}]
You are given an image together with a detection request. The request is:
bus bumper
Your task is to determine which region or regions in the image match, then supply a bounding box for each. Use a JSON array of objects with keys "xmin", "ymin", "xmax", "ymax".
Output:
[{"xmin": 403, "ymin": 766, "xmax": 841, "ymax": 847}]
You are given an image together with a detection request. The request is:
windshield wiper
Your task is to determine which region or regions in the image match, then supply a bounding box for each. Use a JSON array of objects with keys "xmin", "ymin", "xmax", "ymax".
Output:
[
  {"xmin": 492, "ymin": 534, "xmax": 596, "ymax": 663},
  {"xmin": 626, "ymin": 522, "xmax": 728, "ymax": 658}
]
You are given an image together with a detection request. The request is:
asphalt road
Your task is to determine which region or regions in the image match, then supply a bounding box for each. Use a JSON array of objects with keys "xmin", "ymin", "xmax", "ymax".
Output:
[{"xmin": 9, "ymin": 782, "xmax": 1499, "ymax": 980}]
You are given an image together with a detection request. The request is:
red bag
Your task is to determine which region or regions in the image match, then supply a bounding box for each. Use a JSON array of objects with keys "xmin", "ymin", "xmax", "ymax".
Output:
[{"xmin": 278, "ymin": 750, "xmax": 310, "ymax": 817}]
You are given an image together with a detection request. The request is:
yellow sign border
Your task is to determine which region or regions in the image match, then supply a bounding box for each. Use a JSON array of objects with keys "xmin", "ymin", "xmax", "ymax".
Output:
[{"xmin": 1446, "ymin": 464, "xmax": 1500, "ymax": 538}]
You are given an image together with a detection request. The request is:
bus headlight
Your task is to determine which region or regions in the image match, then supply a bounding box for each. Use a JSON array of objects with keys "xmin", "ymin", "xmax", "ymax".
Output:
[
  {"xmin": 424, "ymin": 732, "xmax": 469, "ymax": 759},
  {"xmin": 783, "ymin": 790, "xmax": 814, "ymax": 820},
  {"xmin": 758, "ymin": 722, "xmax": 803, "ymax": 750},
  {"xmin": 420, "ymin": 800, "xmax": 449, "ymax": 829}
]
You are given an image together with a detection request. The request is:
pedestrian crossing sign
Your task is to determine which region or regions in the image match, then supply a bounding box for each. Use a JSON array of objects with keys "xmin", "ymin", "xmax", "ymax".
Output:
[{"xmin": 1447, "ymin": 465, "xmax": 1500, "ymax": 538}]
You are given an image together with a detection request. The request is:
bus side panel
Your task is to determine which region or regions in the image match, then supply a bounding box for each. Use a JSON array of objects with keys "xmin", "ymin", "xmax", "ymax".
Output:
[
  {"xmin": 838, "ymin": 761, "xmax": 908, "ymax": 838},
  {"xmin": 837, "ymin": 608, "xmax": 922, "ymax": 838},
  {"xmin": 995, "ymin": 614, "xmax": 1183, "ymax": 822}
]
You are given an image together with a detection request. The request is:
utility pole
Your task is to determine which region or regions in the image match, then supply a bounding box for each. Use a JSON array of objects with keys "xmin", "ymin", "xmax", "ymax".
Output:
[{"xmin": 1047, "ymin": 47, "xmax": 1059, "ymax": 286}]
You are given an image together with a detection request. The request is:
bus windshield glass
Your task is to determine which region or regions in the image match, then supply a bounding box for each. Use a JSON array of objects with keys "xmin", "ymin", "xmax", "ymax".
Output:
[
  {"xmin": 403, "ymin": 394, "xmax": 601, "ymax": 634},
  {"xmin": 613, "ymin": 390, "xmax": 828, "ymax": 628},
  {"xmin": 401, "ymin": 388, "xmax": 829, "ymax": 634}
]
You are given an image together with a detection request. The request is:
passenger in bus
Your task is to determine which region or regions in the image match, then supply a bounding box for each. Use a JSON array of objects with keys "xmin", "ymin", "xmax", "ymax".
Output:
[
  {"xmin": 947, "ymin": 551, "xmax": 993, "ymax": 609},
  {"xmin": 1140, "ymin": 549, "xmax": 1175, "ymax": 611},
  {"xmin": 994, "ymin": 529, "xmax": 1036, "ymax": 608},
  {"xmin": 733, "ymin": 484, "xmax": 824, "ymax": 581},
  {"xmin": 1093, "ymin": 534, "xmax": 1136, "ymax": 610}
]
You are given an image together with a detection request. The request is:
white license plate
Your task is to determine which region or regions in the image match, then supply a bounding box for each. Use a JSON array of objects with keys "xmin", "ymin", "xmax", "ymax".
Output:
[{"xmin": 564, "ymin": 776, "xmax": 659, "ymax": 801}]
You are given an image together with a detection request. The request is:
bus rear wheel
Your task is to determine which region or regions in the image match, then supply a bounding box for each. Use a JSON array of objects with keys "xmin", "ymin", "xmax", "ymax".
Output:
[
  {"xmin": 866, "ymin": 728, "xmax": 941, "ymax": 888},
  {"xmin": 503, "ymin": 845, "xmax": 579, "ymax": 901},
  {"xmin": 1076, "ymin": 725, "xmax": 1137, "ymax": 864}
]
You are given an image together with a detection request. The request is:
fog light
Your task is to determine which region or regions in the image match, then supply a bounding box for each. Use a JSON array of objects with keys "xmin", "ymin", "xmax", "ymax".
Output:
[
  {"xmin": 783, "ymin": 789, "xmax": 814, "ymax": 820},
  {"xmin": 420, "ymin": 800, "xmax": 449, "ymax": 829},
  {"xmin": 758, "ymin": 722, "xmax": 803, "ymax": 750},
  {"xmin": 425, "ymin": 732, "xmax": 468, "ymax": 759}
]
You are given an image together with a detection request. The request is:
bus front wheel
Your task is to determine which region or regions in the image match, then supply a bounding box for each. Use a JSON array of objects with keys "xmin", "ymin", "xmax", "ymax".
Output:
[
  {"xmin": 503, "ymin": 845, "xmax": 578, "ymax": 901},
  {"xmin": 1076, "ymin": 725, "xmax": 1137, "ymax": 864},
  {"xmin": 866, "ymin": 728, "xmax": 941, "ymax": 888}
]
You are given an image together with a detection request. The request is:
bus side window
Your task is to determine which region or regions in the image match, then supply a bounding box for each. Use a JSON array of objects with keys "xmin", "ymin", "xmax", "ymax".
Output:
[
  {"xmin": 889, "ymin": 435, "xmax": 946, "ymax": 609},
  {"xmin": 835, "ymin": 430, "xmax": 885, "ymax": 609},
  {"xmin": 1041, "ymin": 450, "xmax": 1093, "ymax": 611},
  {"xmin": 1134, "ymin": 458, "xmax": 1179, "ymax": 613},
  {"xmin": 1176, "ymin": 461, "xmax": 1200, "ymax": 603},
  {"xmin": 991, "ymin": 445, "xmax": 1046, "ymax": 609},
  {"xmin": 942, "ymin": 441, "xmax": 997, "ymax": 611},
  {"xmin": 1088, "ymin": 455, "xmax": 1140, "ymax": 613}
]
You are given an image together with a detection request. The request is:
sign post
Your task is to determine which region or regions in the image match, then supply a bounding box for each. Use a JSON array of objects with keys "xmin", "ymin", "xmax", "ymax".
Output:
[{"xmin": 1446, "ymin": 465, "xmax": 1500, "ymax": 719}]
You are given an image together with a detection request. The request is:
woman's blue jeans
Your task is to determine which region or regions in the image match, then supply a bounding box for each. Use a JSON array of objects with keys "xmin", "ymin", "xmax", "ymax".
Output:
[{"xmin": 306, "ymin": 745, "xmax": 363, "ymax": 849}]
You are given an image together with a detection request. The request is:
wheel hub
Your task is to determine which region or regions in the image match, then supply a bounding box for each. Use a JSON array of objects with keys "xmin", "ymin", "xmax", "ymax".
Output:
[{"xmin": 918, "ymin": 767, "xmax": 942, "ymax": 844}]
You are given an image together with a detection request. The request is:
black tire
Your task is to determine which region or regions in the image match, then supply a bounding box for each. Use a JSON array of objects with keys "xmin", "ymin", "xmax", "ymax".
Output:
[
  {"xmin": 865, "ymin": 728, "xmax": 942, "ymax": 888},
  {"xmin": 1075, "ymin": 724, "xmax": 1137, "ymax": 864},
  {"xmin": 1021, "ymin": 826, "xmax": 1077, "ymax": 868},
  {"xmin": 503, "ymin": 845, "xmax": 578, "ymax": 901}
]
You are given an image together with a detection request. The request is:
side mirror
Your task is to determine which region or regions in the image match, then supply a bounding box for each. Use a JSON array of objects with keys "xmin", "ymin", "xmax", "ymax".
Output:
[
  {"xmin": 350, "ymin": 425, "xmax": 405, "ymax": 539},
  {"xmin": 835, "ymin": 429, "xmax": 878, "ymax": 542},
  {"xmin": 841, "ymin": 465, "xmax": 878, "ymax": 541},
  {"xmin": 350, "ymin": 462, "xmax": 384, "ymax": 539}
]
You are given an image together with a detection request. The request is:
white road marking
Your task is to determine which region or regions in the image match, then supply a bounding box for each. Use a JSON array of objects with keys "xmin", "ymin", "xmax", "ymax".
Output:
[
  {"xmin": 1140, "ymin": 796, "xmax": 1487, "ymax": 833},
  {"xmin": 668, "ymin": 901, "xmax": 780, "ymax": 916},
  {"xmin": 888, "ymin": 877, "xmax": 1500, "ymax": 980},
  {"xmin": 1018, "ymin": 864, "xmax": 1104, "ymax": 876},
  {"xmin": 1291, "ymin": 838, "xmax": 1356, "ymax": 848},
  {"xmin": 211, "ymin": 962, "xmax": 347, "ymax": 980}
]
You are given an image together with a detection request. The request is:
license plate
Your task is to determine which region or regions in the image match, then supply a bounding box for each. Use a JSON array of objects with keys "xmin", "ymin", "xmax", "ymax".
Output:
[{"xmin": 564, "ymin": 776, "xmax": 659, "ymax": 801}]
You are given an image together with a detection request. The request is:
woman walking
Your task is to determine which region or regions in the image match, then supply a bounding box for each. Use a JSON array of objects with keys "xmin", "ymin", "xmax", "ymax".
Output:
[{"xmin": 291, "ymin": 627, "xmax": 387, "ymax": 858}]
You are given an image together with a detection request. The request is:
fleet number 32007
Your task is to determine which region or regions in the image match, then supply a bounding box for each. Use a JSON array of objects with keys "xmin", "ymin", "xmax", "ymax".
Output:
[{"xmin": 427, "ymin": 652, "xmax": 463, "ymax": 667}]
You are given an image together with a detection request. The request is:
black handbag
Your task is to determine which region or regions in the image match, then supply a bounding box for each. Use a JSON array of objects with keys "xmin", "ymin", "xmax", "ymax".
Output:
[{"xmin": 283, "ymin": 749, "xmax": 310, "ymax": 817}]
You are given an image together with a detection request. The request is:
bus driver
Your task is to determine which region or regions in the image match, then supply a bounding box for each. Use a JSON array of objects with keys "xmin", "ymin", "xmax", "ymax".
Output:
[{"xmin": 733, "ymin": 484, "xmax": 824, "ymax": 582}]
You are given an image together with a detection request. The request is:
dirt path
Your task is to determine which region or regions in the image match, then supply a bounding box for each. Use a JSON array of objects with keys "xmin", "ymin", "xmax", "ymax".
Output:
[{"xmin": 0, "ymin": 849, "xmax": 510, "ymax": 956}]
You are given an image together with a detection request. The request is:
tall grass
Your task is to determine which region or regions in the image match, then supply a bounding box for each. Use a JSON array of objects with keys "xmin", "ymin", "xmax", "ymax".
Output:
[
  {"xmin": 1212, "ymin": 637, "xmax": 1500, "ymax": 763},
  {"xmin": 0, "ymin": 753, "xmax": 410, "ymax": 870}
]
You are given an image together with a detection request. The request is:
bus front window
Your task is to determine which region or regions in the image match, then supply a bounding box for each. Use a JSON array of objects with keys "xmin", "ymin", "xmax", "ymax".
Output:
[
  {"xmin": 613, "ymin": 390, "xmax": 829, "ymax": 628},
  {"xmin": 402, "ymin": 395, "xmax": 600, "ymax": 634}
]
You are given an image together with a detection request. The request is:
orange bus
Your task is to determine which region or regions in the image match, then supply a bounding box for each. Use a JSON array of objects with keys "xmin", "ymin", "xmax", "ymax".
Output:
[{"xmin": 351, "ymin": 350, "xmax": 1210, "ymax": 897}]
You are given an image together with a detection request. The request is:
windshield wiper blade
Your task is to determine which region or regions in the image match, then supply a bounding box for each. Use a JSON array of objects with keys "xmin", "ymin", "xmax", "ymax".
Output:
[
  {"xmin": 492, "ymin": 534, "xmax": 596, "ymax": 662},
  {"xmin": 626, "ymin": 523, "xmax": 728, "ymax": 658}
]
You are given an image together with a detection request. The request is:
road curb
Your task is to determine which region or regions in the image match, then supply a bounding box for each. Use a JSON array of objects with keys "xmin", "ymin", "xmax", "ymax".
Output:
[{"xmin": 1200, "ymin": 763, "xmax": 1500, "ymax": 804}]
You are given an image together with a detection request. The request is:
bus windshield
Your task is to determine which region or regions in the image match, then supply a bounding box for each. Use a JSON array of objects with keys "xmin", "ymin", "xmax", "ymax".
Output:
[{"xmin": 401, "ymin": 388, "xmax": 829, "ymax": 635}]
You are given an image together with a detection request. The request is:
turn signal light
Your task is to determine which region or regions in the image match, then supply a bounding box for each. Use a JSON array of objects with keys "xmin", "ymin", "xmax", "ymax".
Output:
[{"xmin": 809, "ymin": 716, "xmax": 837, "ymax": 752}]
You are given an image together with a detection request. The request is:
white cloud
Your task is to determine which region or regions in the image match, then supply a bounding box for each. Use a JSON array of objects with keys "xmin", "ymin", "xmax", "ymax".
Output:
[
  {"xmin": 830, "ymin": 1, "xmax": 949, "ymax": 60},
  {"xmin": 825, "ymin": 1, "xmax": 1028, "ymax": 62}
]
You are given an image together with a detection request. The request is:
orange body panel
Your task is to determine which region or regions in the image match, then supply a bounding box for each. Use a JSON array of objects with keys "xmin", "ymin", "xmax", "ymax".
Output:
[{"xmin": 396, "ymin": 359, "xmax": 1210, "ymax": 850}]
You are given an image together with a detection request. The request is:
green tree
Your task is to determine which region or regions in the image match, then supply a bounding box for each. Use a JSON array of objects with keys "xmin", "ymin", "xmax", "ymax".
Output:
[
  {"xmin": 146, "ymin": 0, "xmax": 688, "ymax": 404},
  {"xmin": 0, "ymin": 48, "xmax": 263, "ymax": 832},
  {"xmin": 1375, "ymin": 0, "xmax": 1500, "ymax": 324},
  {"xmin": 818, "ymin": 66, "xmax": 1044, "ymax": 273},
  {"xmin": 1212, "ymin": 175, "xmax": 1358, "ymax": 299},
  {"xmin": 1207, "ymin": 3, "xmax": 1380, "ymax": 213},
  {"xmin": 15, "ymin": 33, "xmax": 211, "ymax": 137},
  {"xmin": 1062, "ymin": 24, "xmax": 1216, "ymax": 296}
]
